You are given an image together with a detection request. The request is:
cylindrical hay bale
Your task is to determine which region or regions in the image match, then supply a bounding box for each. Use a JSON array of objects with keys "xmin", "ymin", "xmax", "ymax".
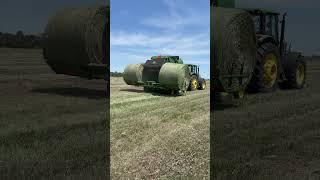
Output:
[
  {"xmin": 44, "ymin": 5, "xmax": 108, "ymax": 77},
  {"xmin": 158, "ymin": 63, "xmax": 190, "ymax": 91},
  {"xmin": 123, "ymin": 64, "xmax": 144, "ymax": 85},
  {"xmin": 211, "ymin": 7, "xmax": 256, "ymax": 92}
]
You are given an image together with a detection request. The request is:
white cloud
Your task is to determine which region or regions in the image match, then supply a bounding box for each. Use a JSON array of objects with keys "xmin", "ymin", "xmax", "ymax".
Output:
[
  {"xmin": 142, "ymin": 13, "xmax": 208, "ymax": 30},
  {"xmin": 184, "ymin": 60, "xmax": 210, "ymax": 65},
  {"xmin": 110, "ymin": 32, "xmax": 179, "ymax": 47},
  {"xmin": 111, "ymin": 31, "xmax": 209, "ymax": 57},
  {"xmin": 141, "ymin": 0, "xmax": 209, "ymax": 30}
]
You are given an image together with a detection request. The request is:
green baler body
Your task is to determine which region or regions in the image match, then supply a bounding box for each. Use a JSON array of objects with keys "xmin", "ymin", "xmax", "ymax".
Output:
[{"xmin": 150, "ymin": 56, "xmax": 184, "ymax": 64}]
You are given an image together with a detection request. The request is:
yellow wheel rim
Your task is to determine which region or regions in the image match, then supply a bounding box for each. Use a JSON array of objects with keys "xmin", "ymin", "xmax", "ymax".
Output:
[
  {"xmin": 202, "ymin": 82, "xmax": 206, "ymax": 90},
  {"xmin": 191, "ymin": 79, "xmax": 198, "ymax": 89},
  {"xmin": 263, "ymin": 53, "xmax": 278, "ymax": 88},
  {"xmin": 296, "ymin": 64, "xmax": 305, "ymax": 86}
]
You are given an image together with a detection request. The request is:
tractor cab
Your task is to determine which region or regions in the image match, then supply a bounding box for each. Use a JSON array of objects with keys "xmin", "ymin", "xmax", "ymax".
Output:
[
  {"xmin": 245, "ymin": 9, "xmax": 287, "ymax": 57},
  {"xmin": 246, "ymin": 9, "xmax": 280, "ymax": 41},
  {"xmin": 187, "ymin": 64, "xmax": 200, "ymax": 77}
]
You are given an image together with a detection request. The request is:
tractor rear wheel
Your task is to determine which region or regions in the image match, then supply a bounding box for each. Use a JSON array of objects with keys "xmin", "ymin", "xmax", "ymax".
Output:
[
  {"xmin": 247, "ymin": 42, "xmax": 280, "ymax": 93},
  {"xmin": 189, "ymin": 76, "xmax": 198, "ymax": 91}
]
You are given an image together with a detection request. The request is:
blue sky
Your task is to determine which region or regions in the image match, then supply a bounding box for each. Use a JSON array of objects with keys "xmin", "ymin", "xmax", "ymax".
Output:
[{"xmin": 110, "ymin": 0, "xmax": 210, "ymax": 79}]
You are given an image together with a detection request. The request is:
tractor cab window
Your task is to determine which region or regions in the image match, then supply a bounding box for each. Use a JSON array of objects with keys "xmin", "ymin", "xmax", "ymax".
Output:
[
  {"xmin": 265, "ymin": 14, "xmax": 277, "ymax": 39},
  {"xmin": 189, "ymin": 66, "xmax": 194, "ymax": 73},
  {"xmin": 188, "ymin": 65, "xmax": 197, "ymax": 74},
  {"xmin": 253, "ymin": 15, "xmax": 261, "ymax": 33},
  {"xmin": 188, "ymin": 65, "xmax": 199, "ymax": 75}
]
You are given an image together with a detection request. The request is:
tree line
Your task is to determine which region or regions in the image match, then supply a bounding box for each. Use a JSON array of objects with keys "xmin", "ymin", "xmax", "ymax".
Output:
[
  {"xmin": 0, "ymin": 31, "xmax": 43, "ymax": 48},
  {"xmin": 110, "ymin": 71, "xmax": 123, "ymax": 77}
]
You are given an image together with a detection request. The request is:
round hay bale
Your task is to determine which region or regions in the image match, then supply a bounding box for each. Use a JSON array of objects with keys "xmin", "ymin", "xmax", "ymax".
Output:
[
  {"xmin": 44, "ymin": 5, "xmax": 109, "ymax": 77},
  {"xmin": 158, "ymin": 63, "xmax": 190, "ymax": 91},
  {"xmin": 211, "ymin": 7, "xmax": 256, "ymax": 92},
  {"xmin": 123, "ymin": 64, "xmax": 144, "ymax": 85}
]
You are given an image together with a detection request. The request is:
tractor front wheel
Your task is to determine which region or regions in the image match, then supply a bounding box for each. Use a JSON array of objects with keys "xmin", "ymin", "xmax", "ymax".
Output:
[
  {"xmin": 294, "ymin": 62, "xmax": 306, "ymax": 88},
  {"xmin": 198, "ymin": 80, "xmax": 207, "ymax": 90},
  {"xmin": 279, "ymin": 60, "xmax": 306, "ymax": 89}
]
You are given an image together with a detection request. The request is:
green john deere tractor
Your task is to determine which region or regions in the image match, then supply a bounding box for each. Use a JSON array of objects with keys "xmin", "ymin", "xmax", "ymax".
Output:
[
  {"xmin": 211, "ymin": 0, "xmax": 306, "ymax": 105},
  {"xmin": 187, "ymin": 64, "xmax": 207, "ymax": 91},
  {"xmin": 123, "ymin": 55, "xmax": 206, "ymax": 95}
]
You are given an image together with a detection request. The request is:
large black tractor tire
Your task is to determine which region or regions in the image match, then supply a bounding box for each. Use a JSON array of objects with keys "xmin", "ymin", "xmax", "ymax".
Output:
[
  {"xmin": 246, "ymin": 42, "xmax": 280, "ymax": 93},
  {"xmin": 189, "ymin": 75, "xmax": 199, "ymax": 91},
  {"xmin": 279, "ymin": 53, "xmax": 306, "ymax": 89},
  {"xmin": 198, "ymin": 79, "xmax": 207, "ymax": 90}
]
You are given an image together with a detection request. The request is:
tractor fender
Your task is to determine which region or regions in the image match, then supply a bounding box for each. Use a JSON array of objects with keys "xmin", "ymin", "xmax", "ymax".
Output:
[
  {"xmin": 256, "ymin": 34, "xmax": 277, "ymax": 46},
  {"xmin": 190, "ymin": 73, "xmax": 198, "ymax": 78}
]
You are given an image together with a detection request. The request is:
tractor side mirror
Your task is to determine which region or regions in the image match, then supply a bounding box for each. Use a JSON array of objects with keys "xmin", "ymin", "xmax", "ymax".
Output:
[
  {"xmin": 279, "ymin": 12, "xmax": 287, "ymax": 57},
  {"xmin": 282, "ymin": 12, "xmax": 287, "ymax": 22}
]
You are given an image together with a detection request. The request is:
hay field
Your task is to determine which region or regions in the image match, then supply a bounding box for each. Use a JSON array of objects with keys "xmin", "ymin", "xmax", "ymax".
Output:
[
  {"xmin": 110, "ymin": 77, "xmax": 210, "ymax": 179},
  {"xmin": 0, "ymin": 48, "xmax": 107, "ymax": 178},
  {"xmin": 213, "ymin": 58, "xmax": 320, "ymax": 179}
]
